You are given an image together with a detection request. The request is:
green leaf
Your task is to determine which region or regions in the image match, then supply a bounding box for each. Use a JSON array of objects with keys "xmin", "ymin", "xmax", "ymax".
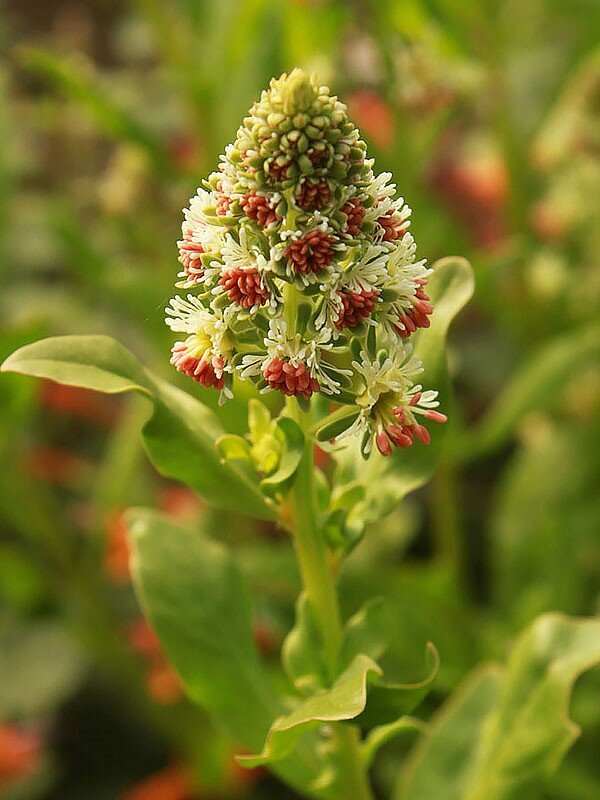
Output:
[
  {"xmin": 492, "ymin": 421, "xmax": 600, "ymax": 621},
  {"xmin": 362, "ymin": 717, "xmax": 426, "ymax": 769},
  {"xmin": 360, "ymin": 643, "xmax": 440, "ymax": 728},
  {"xmin": 282, "ymin": 593, "xmax": 328, "ymax": 696},
  {"xmin": 334, "ymin": 257, "xmax": 473, "ymax": 522},
  {"xmin": 460, "ymin": 323, "xmax": 600, "ymax": 462},
  {"xmin": 397, "ymin": 614, "xmax": 600, "ymax": 800},
  {"xmin": 239, "ymin": 654, "xmax": 381, "ymax": 768},
  {"xmin": 127, "ymin": 508, "xmax": 323, "ymax": 795},
  {"xmin": 216, "ymin": 433, "xmax": 252, "ymax": 462},
  {"xmin": 260, "ymin": 416, "xmax": 305, "ymax": 497},
  {"xmin": 0, "ymin": 622, "xmax": 86, "ymax": 718},
  {"xmin": 397, "ymin": 667, "xmax": 502, "ymax": 800},
  {"xmin": 1, "ymin": 336, "xmax": 276, "ymax": 520},
  {"xmin": 314, "ymin": 407, "xmax": 361, "ymax": 442},
  {"xmin": 338, "ymin": 598, "xmax": 390, "ymax": 672}
]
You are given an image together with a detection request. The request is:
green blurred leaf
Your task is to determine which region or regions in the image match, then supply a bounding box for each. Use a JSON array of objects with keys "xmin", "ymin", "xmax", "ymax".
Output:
[
  {"xmin": 338, "ymin": 598, "xmax": 390, "ymax": 672},
  {"xmin": 460, "ymin": 323, "xmax": 600, "ymax": 462},
  {"xmin": 362, "ymin": 717, "xmax": 426, "ymax": 769},
  {"xmin": 492, "ymin": 421, "xmax": 600, "ymax": 622},
  {"xmin": 0, "ymin": 622, "xmax": 86, "ymax": 718},
  {"xmin": 282, "ymin": 593, "xmax": 328, "ymax": 696},
  {"xmin": 127, "ymin": 508, "xmax": 324, "ymax": 795},
  {"xmin": 359, "ymin": 643, "xmax": 440, "ymax": 728},
  {"xmin": 1, "ymin": 336, "xmax": 276, "ymax": 520},
  {"xmin": 397, "ymin": 614, "xmax": 600, "ymax": 800},
  {"xmin": 18, "ymin": 47, "xmax": 175, "ymax": 174},
  {"xmin": 239, "ymin": 654, "xmax": 381, "ymax": 768}
]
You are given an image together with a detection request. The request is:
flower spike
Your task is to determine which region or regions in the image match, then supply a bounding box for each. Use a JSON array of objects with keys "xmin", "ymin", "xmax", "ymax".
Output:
[{"xmin": 165, "ymin": 69, "xmax": 445, "ymax": 451}]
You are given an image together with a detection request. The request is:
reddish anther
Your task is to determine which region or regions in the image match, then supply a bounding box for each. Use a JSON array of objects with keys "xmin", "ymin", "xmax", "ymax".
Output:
[
  {"xmin": 263, "ymin": 358, "xmax": 319, "ymax": 399},
  {"xmin": 425, "ymin": 409, "xmax": 448, "ymax": 423},
  {"xmin": 241, "ymin": 191, "xmax": 280, "ymax": 228},
  {"xmin": 377, "ymin": 210, "xmax": 407, "ymax": 242},
  {"xmin": 219, "ymin": 268, "xmax": 270, "ymax": 309},
  {"xmin": 341, "ymin": 198, "xmax": 366, "ymax": 237},
  {"xmin": 170, "ymin": 345, "xmax": 225, "ymax": 390},
  {"xmin": 376, "ymin": 431, "xmax": 393, "ymax": 456},
  {"xmin": 295, "ymin": 181, "xmax": 332, "ymax": 211},
  {"xmin": 286, "ymin": 230, "xmax": 335, "ymax": 275},
  {"xmin": 214, "ymin": 182, "xmax": 231, "ymax": 216},
  {"xmin": 336, "ymin": 288, "xmax": 379, "ymax": 329},
  {"xmin": 394, "ymin": 282, "xmax": 434, "ymax": 338},
  {"xmin": 177, "ymin": 225, "xmax": 205, "ymax": 281}
]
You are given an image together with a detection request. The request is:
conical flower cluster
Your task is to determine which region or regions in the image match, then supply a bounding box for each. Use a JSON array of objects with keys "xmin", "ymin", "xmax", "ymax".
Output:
[{"xmin": 166, "ymin": 70, "xmax": 445, "ymax": 457}]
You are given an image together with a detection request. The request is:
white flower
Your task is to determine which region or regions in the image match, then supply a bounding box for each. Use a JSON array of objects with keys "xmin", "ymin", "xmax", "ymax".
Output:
[
  {"xmin": 165, "ymin": 294, "xmax": 235, "ymax": 371},
  {"xmin": 183, "ymin": 189, "xmax": 226, "ymax": 249},
  {"xmin": 387, "ymin": 233, "xmax": 430, "ymax": 280},
  {"xmin": 219, "ymin": 227, "xmax": 268, "ymax": 274},
  {"xmin": 363, "ymin": 172, "xmax": 397, "ymax": 222},
  {"xmin": 340, "ymin": 345, "xmax": 443, "ymax": 453},
  {"xmin": 239, "ymin": 319, "xmax": 349, "ymax": 395},
  {"xmin": 378, "ymin": 232, "xmax": 433, "ymax": 338},
  {"xmin": 177, "ymin": 188, "xmax": 228, "ymax": 288},
  {"xmin": 339, "ymin": 242, "xmax": 389, "ymax": 292}
]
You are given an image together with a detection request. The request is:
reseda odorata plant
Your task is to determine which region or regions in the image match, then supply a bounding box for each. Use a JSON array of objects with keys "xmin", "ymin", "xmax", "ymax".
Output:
[
  {"xmin": 4, "ymin": 70, "xmax": 598, "ymax": 800},
  {"xmin": 167, "ymin": 69, "xmax": 446, "ymax": 457}
]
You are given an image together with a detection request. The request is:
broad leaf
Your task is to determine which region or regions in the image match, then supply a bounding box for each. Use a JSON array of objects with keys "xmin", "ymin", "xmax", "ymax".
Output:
[
  {"xmin": 239, "ymin": 654, "xmax": 381, "ymax": 768},
  {"xmin": 397, "ymin": 614, "xmax": 600, "ymax": 800},
  {"xmin": 338, "ymin": 598, "xmax": 390, "ymax": 672},
  {"xmin": 362, "ymin": 717, "xmax": 426, "ymax": 769},
  {"xmin": 359, "ymin": 643, "xmax": 440, "ymax": 728},
  {"xmin": 282, "ymin": 593, "xmax": 328, "ymax": 695},
  {"xmin": 127, "ymin": 509, "xmax": 324, "ymax": 795},
  {"xmin": 397, "ymin": 668, "xmax": 502, "ymax": 800},
  {"xmin": 1, "ymin": 336, "xmax": 276, "ymax": 520}
]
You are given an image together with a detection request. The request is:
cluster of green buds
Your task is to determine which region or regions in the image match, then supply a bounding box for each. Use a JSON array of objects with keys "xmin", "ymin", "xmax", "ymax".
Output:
[{"xmin": 166, "ymin": 69, "xmax": 446, "ymax": 457}]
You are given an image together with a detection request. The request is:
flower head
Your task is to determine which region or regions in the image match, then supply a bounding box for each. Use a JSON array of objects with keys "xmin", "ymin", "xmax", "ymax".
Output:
[
  {"xmin": 165, "ymin": 69, "xmax": 446, "ymax": 455},
  {"xmin": 345, "ymin": 346, "xmax": 447, "ymax": 456}
]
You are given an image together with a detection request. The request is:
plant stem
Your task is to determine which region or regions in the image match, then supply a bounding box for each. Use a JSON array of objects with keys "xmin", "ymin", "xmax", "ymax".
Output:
[{"xmin": 285, "ymin": 397, "xmax": 374, "ymax": 800}]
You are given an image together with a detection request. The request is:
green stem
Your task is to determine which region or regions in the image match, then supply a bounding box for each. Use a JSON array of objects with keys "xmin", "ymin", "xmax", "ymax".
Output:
[{"xmin": 285, "ymin": 397, "xmax": 373, "ymax": 800}]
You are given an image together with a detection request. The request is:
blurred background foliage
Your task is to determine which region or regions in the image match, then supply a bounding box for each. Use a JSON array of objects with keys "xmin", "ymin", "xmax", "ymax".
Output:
[{"xmin": 0, "ymin": 0, "xmax": 599, "ymax": 798}]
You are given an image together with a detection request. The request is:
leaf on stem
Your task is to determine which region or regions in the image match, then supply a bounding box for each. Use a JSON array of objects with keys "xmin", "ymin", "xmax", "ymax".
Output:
[
  {"xmin": 238, "ymin": 653, "xmax": 382, "ymax": 768},
  {"xmin": 282, "ymin": 593, "xmax": 329, "ymax": 696},
  {"xmin": 362, "ymin": 717, "xmax": 426, "ymax": 769},
  {"xmin": 338, "ymin": 597, "xmax": 390, "ymax": 672},
  {"xmin": 127, "ymin": 508, "xmax": 324, "ymax": 795},
  {"xmin": 260, "ymin": 416, "xmax": 305, "ymax": 496},
  {"xmin": 1, "ymin": 336, "xmax": 276, "ymax": 520},
  {"xmin": 359, "ymin": 643, "xmax": 440, "ymax": 728},
  {"xmin": 397, "ymin": 613, "xmax": 600, "ymax": 800}
]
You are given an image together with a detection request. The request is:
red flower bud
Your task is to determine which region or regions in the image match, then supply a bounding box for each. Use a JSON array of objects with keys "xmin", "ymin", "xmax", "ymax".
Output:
[
  {"xmin": 286, "ymin": 230, "xmax": 335, "ymax": 275},
  {"xmin": 263, "ymin": 357, "xmax": 319, "ymax": 398},
  {"xmin": 219, "ymin": 267, "xmax": 270, "ymax": 309}
]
